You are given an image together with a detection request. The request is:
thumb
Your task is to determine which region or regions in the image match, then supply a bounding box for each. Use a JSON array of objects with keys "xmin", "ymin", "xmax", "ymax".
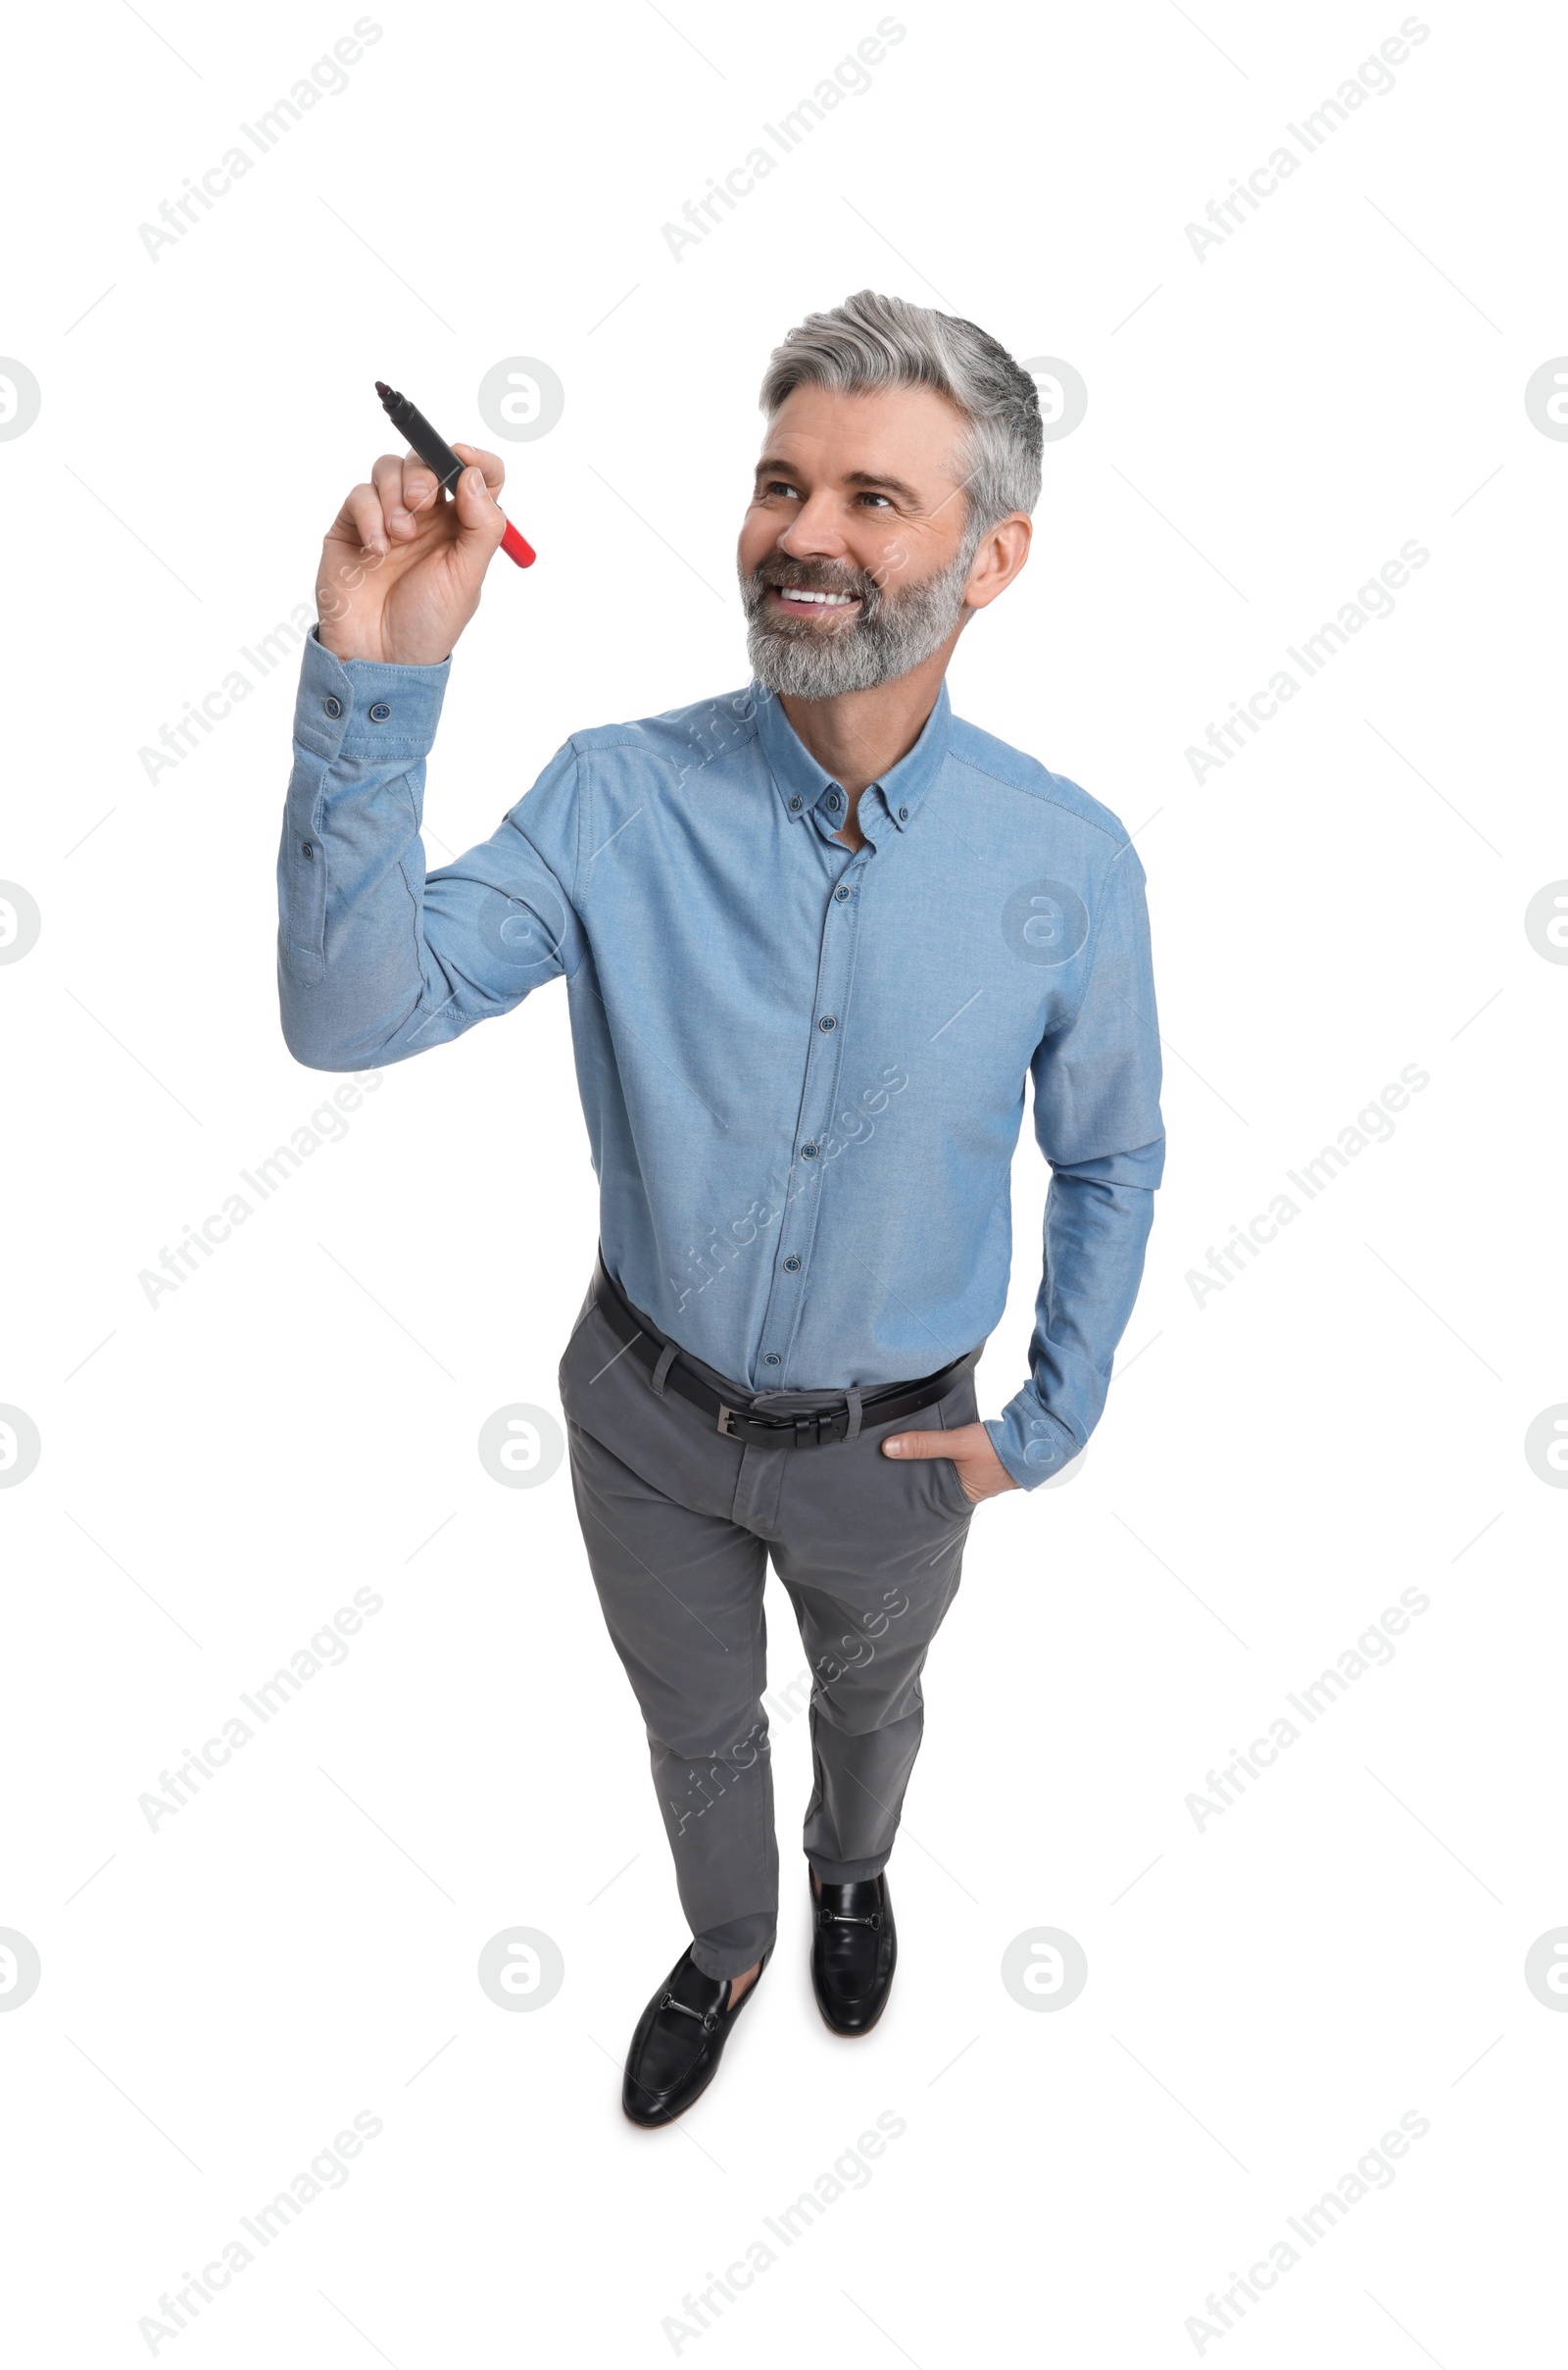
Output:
[
  {"xmin": 452, "ymin": 463, "xmax": 508, "ymax": 562},
  {"xmin": 881, "ymin": 1429, "xmax": 945, "ymax": 1460}
]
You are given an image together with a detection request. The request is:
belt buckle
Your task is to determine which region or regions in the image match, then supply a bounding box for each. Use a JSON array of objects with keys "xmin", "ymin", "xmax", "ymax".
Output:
[{"xmin": 716, "ymin": 1405, "xmax": 741, "ymax": 1439}]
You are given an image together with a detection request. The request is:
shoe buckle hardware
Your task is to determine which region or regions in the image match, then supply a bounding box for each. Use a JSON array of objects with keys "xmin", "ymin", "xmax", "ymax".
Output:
[
  {"xmin": 660, "ymin": 1989, "xmax": 721, "ymax": 2031},
  {"xmin": 819, "ymin": 1907, "xmax": 882, "ymax": 1930}
]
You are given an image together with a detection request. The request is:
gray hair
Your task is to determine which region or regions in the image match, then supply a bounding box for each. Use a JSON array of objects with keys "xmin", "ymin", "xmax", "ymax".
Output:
[{"xmin": 759, "ymin": 289, "xmax": 1043, "ymax": 553}]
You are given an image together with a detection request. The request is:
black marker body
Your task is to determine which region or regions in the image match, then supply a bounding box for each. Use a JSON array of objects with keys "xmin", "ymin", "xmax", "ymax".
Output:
[{"xmin": 374, "ymin": 381, "xmax": 466, "ymax": 492}]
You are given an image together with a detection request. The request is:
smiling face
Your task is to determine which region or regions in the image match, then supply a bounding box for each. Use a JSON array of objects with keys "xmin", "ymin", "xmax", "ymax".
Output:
[{"xmin": 736, "ymin": 381, "xmax": 987, "ymax": 699}]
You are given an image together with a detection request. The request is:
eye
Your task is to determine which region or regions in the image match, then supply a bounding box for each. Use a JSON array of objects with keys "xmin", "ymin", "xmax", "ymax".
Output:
[
  {"xmin": 760, "ymin": 479, "xmax": 800, "ymax": 500},
  {"xmin": 857, "ymin": 490, "xmax": 894, "ymax": 508}
]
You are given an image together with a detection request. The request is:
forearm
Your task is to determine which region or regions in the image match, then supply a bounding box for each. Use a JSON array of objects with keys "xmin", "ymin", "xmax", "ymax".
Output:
[
  {"xmin": 276, "ymin": 630, "xmax": 582, "ymax": 1074},
  {"xmin": 277, "ymin": 631, "xmax": 456, "ymax": 1069},
  {"xmin": 986, "ymin": 1152, "xmax": 1160, "ymax": 1488}
]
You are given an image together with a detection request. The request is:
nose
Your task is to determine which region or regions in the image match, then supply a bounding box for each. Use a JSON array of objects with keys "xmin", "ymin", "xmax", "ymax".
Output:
[{"xmin": 775, "ymin": 490, "xmax": 850, "ymax": 561}]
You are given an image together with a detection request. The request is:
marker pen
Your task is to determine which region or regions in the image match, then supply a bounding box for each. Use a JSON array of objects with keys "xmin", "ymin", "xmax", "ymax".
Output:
[{"xmin": 374, "ymin": 380, "xmax": 535, "ymax": 568}]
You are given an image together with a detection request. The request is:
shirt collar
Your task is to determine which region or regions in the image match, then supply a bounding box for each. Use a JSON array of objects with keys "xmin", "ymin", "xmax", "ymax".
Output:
[{"xmin": 753, "ymin": 676, "xmax": 953, "ymax": 833}]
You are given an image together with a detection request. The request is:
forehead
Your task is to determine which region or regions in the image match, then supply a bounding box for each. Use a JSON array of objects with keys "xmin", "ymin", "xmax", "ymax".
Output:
[{"xmin": 758, "ymin": 381, "xmax": 968, "ymax": 488}]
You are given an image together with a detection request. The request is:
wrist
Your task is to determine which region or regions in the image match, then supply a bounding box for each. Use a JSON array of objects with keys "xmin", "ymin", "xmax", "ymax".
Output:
[
  {"xmin": 984, "ymin": 1412, "xmax": 1074, "ymax": 1492},
  {"xmin": 313, "ymin": 620, "xmax": 452, "ymax": 671},
  {"xmin": 316, "ymin": 623, "xmax": 380, "ymax": 665}
]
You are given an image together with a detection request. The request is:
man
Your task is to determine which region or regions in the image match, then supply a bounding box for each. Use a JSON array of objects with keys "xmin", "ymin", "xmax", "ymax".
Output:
[{"xmin": 277, "ymin": 289, "xmax": 1163, "ymax": 2126}]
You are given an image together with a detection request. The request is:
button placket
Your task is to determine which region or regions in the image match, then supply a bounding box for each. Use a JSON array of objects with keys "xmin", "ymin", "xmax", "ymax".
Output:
[{"xmin": 754, "ymin": 851, "xmax": 865, "ymax": 1378}]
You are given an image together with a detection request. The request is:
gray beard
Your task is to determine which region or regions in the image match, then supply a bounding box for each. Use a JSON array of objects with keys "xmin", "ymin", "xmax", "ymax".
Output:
[{"xmin": 740, "ymin": 548, "xmax": 972, "ymax": 699}]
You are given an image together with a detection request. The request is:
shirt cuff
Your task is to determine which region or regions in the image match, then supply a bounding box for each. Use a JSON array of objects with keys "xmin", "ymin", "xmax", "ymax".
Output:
[
  {"xmin": 292, "ymin": 625, "xmax": 452, "ymax": 766},
  {"xmin": 986, "ymin": 1396, "xmax": 1083, "ymax": 1492}
]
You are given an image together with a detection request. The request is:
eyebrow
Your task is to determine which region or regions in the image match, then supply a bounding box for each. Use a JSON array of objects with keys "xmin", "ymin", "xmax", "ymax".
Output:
[{"xmin": 753, "ymin": 456, "xmax": 924, "ymax": 505}]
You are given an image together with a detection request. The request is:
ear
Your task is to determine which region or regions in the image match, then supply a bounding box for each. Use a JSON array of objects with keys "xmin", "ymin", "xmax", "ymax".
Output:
[{"xmin": 963, "ymin": 513, "xmax": 1032, "ymax": 612}]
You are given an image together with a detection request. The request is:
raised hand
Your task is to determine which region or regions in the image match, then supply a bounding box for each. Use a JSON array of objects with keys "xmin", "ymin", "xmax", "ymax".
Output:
[{"xmin": 316, "ymin": 440, "xmax": 509, "ymax": 667}]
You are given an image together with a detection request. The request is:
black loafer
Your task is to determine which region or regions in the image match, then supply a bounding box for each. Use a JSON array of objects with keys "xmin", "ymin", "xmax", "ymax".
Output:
[
  {"xmin": 810, "ymin": 1872, "xmax": 897, "ymax": 2036},
  {"xmin": 621, "ymin": 1945, "xmax": 770, "ymax": 2128}
]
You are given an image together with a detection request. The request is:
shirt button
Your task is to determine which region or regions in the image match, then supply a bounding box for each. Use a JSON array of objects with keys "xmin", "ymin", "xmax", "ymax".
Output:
[
  {"xmin": 368, "ymin": 702, "xmax": 391, "ymax": 721},
  {"xmin": 899, "ymin": 805, "xmax": 908, "ymax": 820},
  {"xmin": 801, "ymin": 1142, "xmax": 820, "ymax": 1160},
  {"xmin": 782, "ymin": 1255, "xmax": 801, "ymax": 1272},
  {"xmin": 825, "ymin": 792, "xmax": 841, "ymax": 810},
  {"xmin": 818, "ymin": 1015, "xmax": 836, "ymax": 1032},
  {"xmin": 789, "ymin": 795, "xmax": 803, "ymax": 812},
  {"xmin": 763, "ymin": 1352, "xmax": 781, "ymax": 1366},
  {"xmin": 322, "ymin": 696, "xmax": 342, "ymax": 718},
  {"xmin": 301, "ymin": 841, "xmax": 315, "ymax": 861},
  {"xmin": 833, "ymin": 885, "xmax": 851, "ymax": 903}
]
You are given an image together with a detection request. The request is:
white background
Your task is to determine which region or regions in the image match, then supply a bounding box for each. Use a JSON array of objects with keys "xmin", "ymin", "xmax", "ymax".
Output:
[{"xmin": 3, "ymin": 1, "xmax": 1564, "ymax": 2361}]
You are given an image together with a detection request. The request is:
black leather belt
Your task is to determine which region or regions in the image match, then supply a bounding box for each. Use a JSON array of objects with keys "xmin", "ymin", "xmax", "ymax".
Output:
[{"xmin": 591, "ymin": 1253, "xmax": 972, "ymax": 1451}]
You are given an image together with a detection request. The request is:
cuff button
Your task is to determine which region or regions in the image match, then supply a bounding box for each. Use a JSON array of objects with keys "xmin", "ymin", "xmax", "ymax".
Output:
[
  {"xmin": 322, "ymin": 695, "xmax": 343, "ymax": 718},
  {"xmin": 368, "ymin": 702, "xmax": 391, "ymax": 721}
]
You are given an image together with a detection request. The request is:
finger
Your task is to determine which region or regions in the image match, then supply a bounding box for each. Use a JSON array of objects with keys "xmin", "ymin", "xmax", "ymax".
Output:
[
  {"xmin": 340, "ymin": 482, "xmax": 388, "ymax": 557},
  {"xmin": 880, "ymin": 1430, "xmax": 947, "ymax": 1459},
  {"xmin": 371, "ymin": 452, "xmax": 422, "ymax": 538},
  {"xmin": 451, "ymin": 461, "xmax": 509, "ymax": 563},
  {"xmin": 451, "ymin": 440, "xmax": 506, "ymax": 494},
  {"xmin": 399, "ymin": 450, "xmax": 442, "ymax": 512}
]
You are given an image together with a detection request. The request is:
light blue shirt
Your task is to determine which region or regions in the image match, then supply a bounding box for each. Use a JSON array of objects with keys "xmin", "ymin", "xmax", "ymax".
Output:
[{"xmin": 277, "ymin": 630, "xmax": 1164, "ymax": 1487}]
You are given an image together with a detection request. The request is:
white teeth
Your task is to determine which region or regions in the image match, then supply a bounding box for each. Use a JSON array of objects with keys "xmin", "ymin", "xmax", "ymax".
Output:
[{"xmin": 776, "ymin": 587, "xmax": 855, "ymax": 606}]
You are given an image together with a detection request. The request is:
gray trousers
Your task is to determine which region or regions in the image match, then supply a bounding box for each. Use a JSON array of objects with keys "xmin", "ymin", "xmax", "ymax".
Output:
[{"xmin": 559, "ymin": 1270, "xmax": 978, "ymax": 1981}]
